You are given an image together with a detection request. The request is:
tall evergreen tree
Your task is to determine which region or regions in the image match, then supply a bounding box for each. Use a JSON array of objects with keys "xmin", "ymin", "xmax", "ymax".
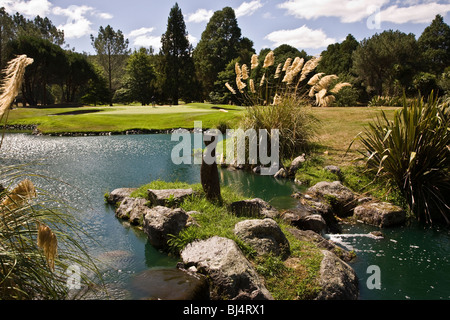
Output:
[
  {"xmin": 91, "ymin": 25, "xmax": 130, "ymax": 105},
  {"xmin": 193, "ymin": 7, "xmax": 252, "ymax": 99},
  {"xmin": 161, "ymin": 3, "xmax": 195, "ymax": 105},
  {"xmin": 418, "ymin": 15, "xmax": 450, "ymax": 75}
]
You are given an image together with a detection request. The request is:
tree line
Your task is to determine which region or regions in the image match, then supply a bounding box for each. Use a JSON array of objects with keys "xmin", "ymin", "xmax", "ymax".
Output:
[{"xmin": 1, "ymin": 3, "xmax": 449, "ymax": 107}]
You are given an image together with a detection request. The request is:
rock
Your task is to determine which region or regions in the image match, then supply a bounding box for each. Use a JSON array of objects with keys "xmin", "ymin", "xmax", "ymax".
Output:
[
  {"xmin": 115, "ymin": 197, "xmax": 150, "ymax": 225},
  {"xmin": 315, "ymin": 250, "xmax": 359, "ymax": 300},
  {"xmin": 274, "ymin": 168, "xmax": 287, "ymax": 179},
  {"xmin": 131, "ymin": 268, "xmax": 210, "ymax": 300},
  {"xmin": 143, "ymin": 206, "xmax": 188, "ymax": 250},
  {"xmin": 307, "ymin": 181, "xmax": 356, "ymax": 217},
  {"xmin": 288, "ymin": 154, "xmax": 306, "ymax": 175},
  {"xmin": 354, "ymin": 201, "xmax": 406, "ymax": 227},
  {"xmin": 324, "ymin": 165, "xmax": 341, "ymax": 175},
  {"xmin": 234, "ymin": 218, "xmax": 290, "ymax": 258},
  {"xmin": 180, "ymin": 236, "xmax": 273, "ymax": 300},
  {"xmin": 147, "ymin": 188, "xmax": 194, "ymax": 207},
  {"xmin": 298, "ymin": 214, "xmax": 327, "ymax": 234},
  {"xmin": 201, "ymin": 133, "xmax": 222, "ymax": 202},
  {"xmin": 230, "ymin": 198, "xmax": 279, "ymax": 219},
  {"xmin": 287, "ymin": 228, "xmax": 355, "ymax": 263},
  {"xmin": 288, "ymin": 193, "xmax": 339, "ymax": 233},
  {"xmin": 107, "ymin": 188, "xmax": 137, "ymax": 204}
]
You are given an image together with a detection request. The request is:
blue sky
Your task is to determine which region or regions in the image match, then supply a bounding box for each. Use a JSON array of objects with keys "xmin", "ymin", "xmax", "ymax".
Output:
[{"xmin": 1, "ymin": 0, "xmax": 449, "ymax": 56}]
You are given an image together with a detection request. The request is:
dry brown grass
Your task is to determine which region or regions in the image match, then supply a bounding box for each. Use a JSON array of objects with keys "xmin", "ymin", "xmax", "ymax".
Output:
[{"xmin": 311, "ymin": 106, "xmax": 399, "ymax": 166}]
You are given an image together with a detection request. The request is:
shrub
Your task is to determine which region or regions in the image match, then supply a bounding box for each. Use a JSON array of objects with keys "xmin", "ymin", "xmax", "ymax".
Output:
[{"xmin": 358, "ymin": 93, "xmax": 450, "ymax": 224}]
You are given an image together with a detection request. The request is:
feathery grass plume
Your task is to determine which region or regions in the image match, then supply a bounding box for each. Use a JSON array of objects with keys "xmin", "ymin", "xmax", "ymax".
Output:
[
  {"xmin": 321, "ymin": 95, "xmax": 336, "ymax": 107},
  {"xmin": 225, "ymin": 82, "xmax": 236, "ymax": 94},
  {"xmin": 315, "ymin": 89, "xmax": 327, "ymax": 106},
  {"xmin": 272, "ymin": 94, "xmax": 282, "ymax": 105},
  {"xmin": 235, "ymin": 62, "xmax": 242, "ymax": 79},
  {"xmin": 251, "ymin": 54, "xmax": 259, "ymax": 69},
  {"xmin": 300, "ymin": 56, "xmax": 321, "ymax": 82},
  {"xmin": 249, "ymin": 79, "xmax": 256, "ymax": 93},
  {"xmin": 260, "ymin": 73, "xmax": 266, "ymax": 87},
  {"xmin": 282, "ymin": 57, "xmax": 304, "ymax": 85},
  {"xmin": 315, "ymin": 74, "xmax": 339, "ymax": 91},
  {"xmin": 307, "ymin": 73, "xmax": 325, "ymax": 86},
  {"xmin": 236, "ymin": 76, "xmax": 246, "ymax": 92},
  {"xmin": 1, "ymin": 178, "xmax": 36, "ymax": 210},
  {"xmin": 37, "ymin": 223, "xmax": 58, "ymax": 271},
  {"xmin": 274, "ymin": 63, "xmax": 282, "ymax": 79},
  {"xmin": 263, "ymin": 51, "xmax": 275, "ymax": 68},
  {"xmin": 0, "ymin": 55, "xmax": 33, "ymax": 120},
  {"xmin": 282, "ymin": 58, "xmax": 292, "ymax": 72},
  {"xmin": 242, "ymin": 64, "xmax": 249, "ymax": 80},
  {"xmin": 330, "ymin": 82, "xmax": 352, "ymax": 94}
]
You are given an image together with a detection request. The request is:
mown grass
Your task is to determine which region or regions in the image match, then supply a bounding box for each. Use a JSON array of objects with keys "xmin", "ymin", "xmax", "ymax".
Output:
[
  {"xmin": 128, "ymin": 179, "xmax": 323, "ymax": 300},
  {"xmin": 6, "ymin": 103, "xmax": 245, "ymax": 134}
]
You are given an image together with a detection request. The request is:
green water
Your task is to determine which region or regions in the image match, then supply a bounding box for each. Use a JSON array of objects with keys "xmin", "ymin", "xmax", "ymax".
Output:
[{"xmin": 1, "ymin": 133, "xmax": 448, "ymax": 300}]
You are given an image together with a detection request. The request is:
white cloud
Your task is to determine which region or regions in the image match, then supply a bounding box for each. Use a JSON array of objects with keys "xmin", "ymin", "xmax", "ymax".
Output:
[
  {"xmin": 235, "ymin": 0, "xmax": 264, "ymax": 18},
  {"xmin": 52, "ymin": 5, "xmax": 113, "ymax": 39},
  {"xmin": 52, "ymin": 5, "xmax": 95, "ymax": 39},
  {"xmin": 0, "ymin": 0, "xmax": 52, "ymax": 17},
  {"xmin": 278, "ymin": 0, "xmax": 389, "ymax": 23},
  {"xmin": 186, "ymin": 8, "xmax": 214, "ymax": 23},
  {"xmin": 265, "ymin": 25, "xmax": 336, "ymax": 49},
  {"xmin": 379, "ymin": 3, "xmax": 450, "ymax": 24},
  {"xmin": 128, "ymin": 27, "xmax": 161, "ymax": 50},
  {"xmin": 96, "ymin": 12, "xmax": 113, "ymax": 20}
]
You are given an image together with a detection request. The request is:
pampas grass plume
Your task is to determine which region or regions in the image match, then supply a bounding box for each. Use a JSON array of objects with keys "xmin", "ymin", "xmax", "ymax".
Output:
[
  {"xmin": 251, "ymin": 54, "xmax": 259, "ymax": 69},
  {"xmin": 0, "ymin": 55, "xmax": 33, "ymax": 119},
  {"xmin": 263, "ymin": 51, "xmax": 274, "ymax": 68}
]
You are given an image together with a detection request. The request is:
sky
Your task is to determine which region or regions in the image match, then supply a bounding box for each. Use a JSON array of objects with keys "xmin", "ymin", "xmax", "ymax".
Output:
[{"xmin": 1, "ymin": 0, "xmax": 450, "ymax": 56}]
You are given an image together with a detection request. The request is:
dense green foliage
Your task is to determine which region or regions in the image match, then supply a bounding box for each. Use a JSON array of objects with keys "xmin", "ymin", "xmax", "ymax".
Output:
[
  {"xmin": 358, "ymin": 93, "xmax": 450, "ymax": 225},
  {"xmin": 1, "ymin": 6, "xmax": 449, "ymax": 107},
  {"xmin": 161, "ymin": 3, "xmax": 197, "ymax": 104}
]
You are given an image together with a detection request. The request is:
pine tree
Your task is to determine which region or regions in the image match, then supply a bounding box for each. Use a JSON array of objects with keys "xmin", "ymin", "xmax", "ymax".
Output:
[
  {"xmin": 161, "ymin": 3, "xmax": 195, "ymax": 105},
  {"xmin": 193, "ymin": 7, "xmax": 250, "ymax": 99},
  {"xmin": 91, "ymin": 25, "xmax": 130, "ymax": 106},
  {"xmin": 418, "ymin": 15, "xmax": 450, "ymax": 75}
]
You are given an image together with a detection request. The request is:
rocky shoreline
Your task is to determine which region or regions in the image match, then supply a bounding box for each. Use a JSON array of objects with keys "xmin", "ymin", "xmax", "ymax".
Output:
[{"xmin": 105, "ymin": 182, "xmax": 383, "ymax": 300}]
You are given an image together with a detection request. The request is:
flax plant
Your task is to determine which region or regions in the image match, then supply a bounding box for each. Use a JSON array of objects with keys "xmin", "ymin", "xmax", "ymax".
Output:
[{"xmin": 356, "ymin": 93, "xmax": 450, "ymax": 225}]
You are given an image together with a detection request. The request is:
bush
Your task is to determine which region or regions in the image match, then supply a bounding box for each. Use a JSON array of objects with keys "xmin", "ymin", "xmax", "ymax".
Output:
[
  {"xmin": 240, "ymin": 94, "xmax": 319, "ymax": 160},
  {"xmin": 358, "ymin": 93, "xmax": 450, "ymax": 224},
  {"xmin": 368, "ymin": 95, "xmax": 402, "ymax": 107}
]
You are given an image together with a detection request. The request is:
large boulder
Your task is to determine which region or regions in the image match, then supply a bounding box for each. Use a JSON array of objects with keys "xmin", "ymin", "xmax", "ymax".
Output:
[
  {"xmin": 234, "ymin": 218, "xmax": 290, "ymax": 259},
  {"xmin": 115, "ymin": 197, "xmax": 150, "ymax": 225},
  {"xmin": 354, "ymin": 201, "xmax": 406, "ymax": 227},
  {"xmin": 107, "ymin": 188, "xmax": 137, "ymax": 204},
  {"xmin": 316, "ymin": 250, "xmax": 359, "ymax": 300},
  {"xmin": 147, "ymin": 188, "xmax": 194, "ymax": 206},
  {"xmin": 143, "ymin": 206, "xmax": 188, "ymax": 250},
  {"xmin": 230, "ymin": 198, "xmax": 279, "ymax": 219},
  {"xmin": 306, "ymin": 181, "xmax": 356, "ymax": 217},
  {"xmin": 180, "ymin": 236, "xmax": 273, "ymax": 300}
]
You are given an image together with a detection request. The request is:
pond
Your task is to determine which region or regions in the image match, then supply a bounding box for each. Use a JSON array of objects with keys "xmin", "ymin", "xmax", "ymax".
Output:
[{"xmin": 1, "ymin": 133, "xmax": 449, "ymax": 300}]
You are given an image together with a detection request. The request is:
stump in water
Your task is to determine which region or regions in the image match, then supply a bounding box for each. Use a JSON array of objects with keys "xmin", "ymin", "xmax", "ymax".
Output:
[{"xmin": 201, "ymin": 132, "xmax": 221, "ymax": 203}]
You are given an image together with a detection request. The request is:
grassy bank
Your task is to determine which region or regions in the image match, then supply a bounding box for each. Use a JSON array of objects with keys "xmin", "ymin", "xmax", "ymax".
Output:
[
  {"xmin": 128, "ymin": 180, "xmax": 323, "ymax": 300},
  {"xmin": 5, "ymin": 103, "xmax": 245, "ymax": 134}
]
